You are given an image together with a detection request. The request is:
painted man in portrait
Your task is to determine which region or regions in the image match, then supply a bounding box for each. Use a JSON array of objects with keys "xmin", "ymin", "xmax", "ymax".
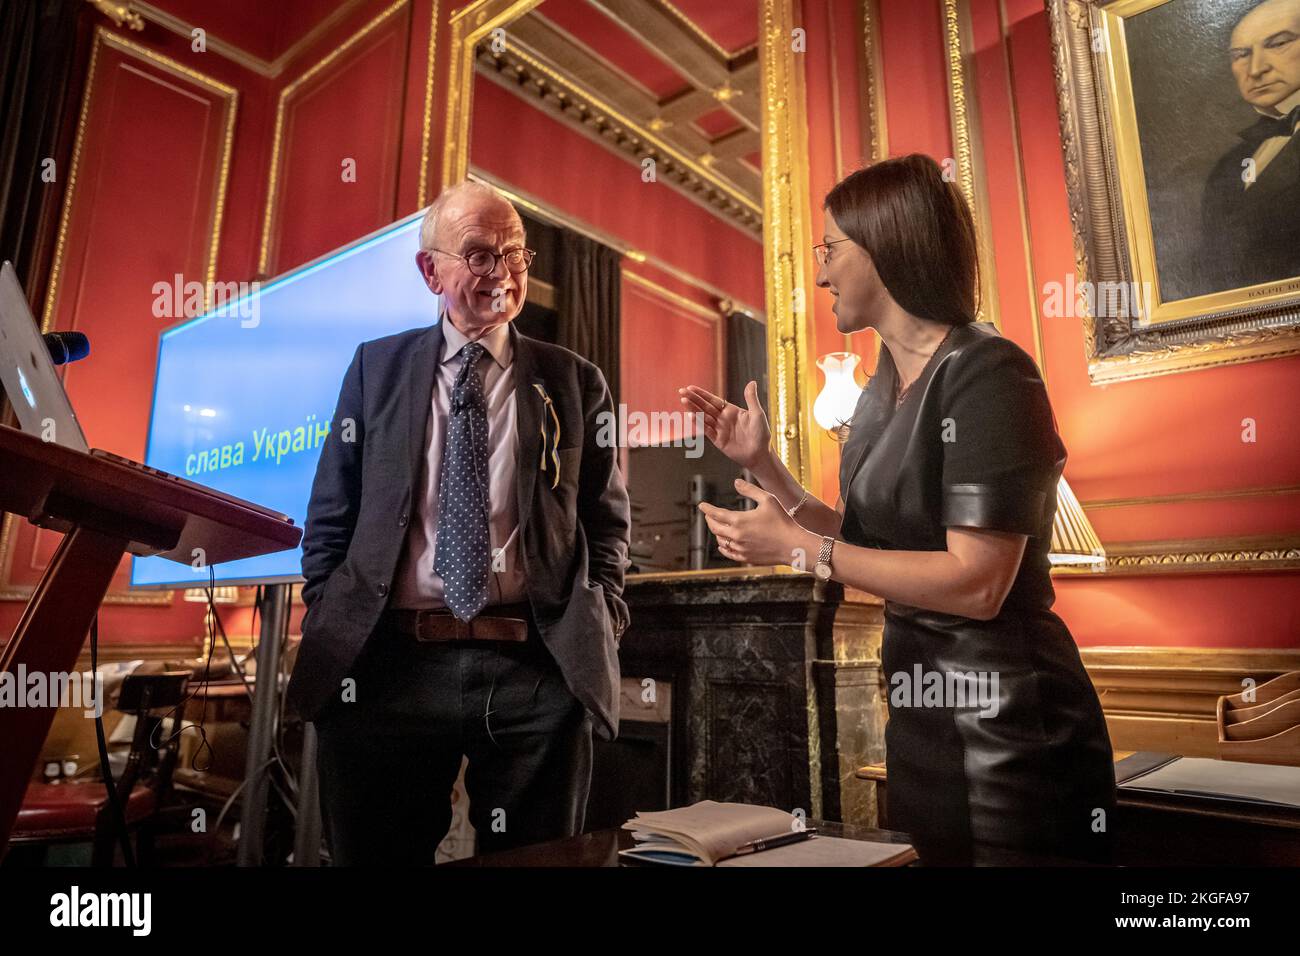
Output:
[{"xmin": 1200, "ymin": 0, "xmax": 1300, "ymax": 291}]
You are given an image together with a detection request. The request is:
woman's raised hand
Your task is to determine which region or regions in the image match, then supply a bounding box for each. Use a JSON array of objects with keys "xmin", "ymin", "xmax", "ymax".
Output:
[{"xmin": 677, "ymin": 380, "xmax": 771, "ymax": 471}]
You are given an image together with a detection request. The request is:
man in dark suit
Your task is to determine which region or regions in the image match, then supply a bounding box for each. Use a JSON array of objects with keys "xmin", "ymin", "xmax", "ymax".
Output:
[
  {"xmin": 286, "ymin": 181, "xmax": 631, "ymax": 865},
  {"xmin": 1200, "ymin": 0, "xmax": 1300, "ymax": 291}
]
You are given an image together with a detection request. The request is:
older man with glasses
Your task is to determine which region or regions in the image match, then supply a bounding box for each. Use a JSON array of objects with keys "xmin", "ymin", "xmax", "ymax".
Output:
[{"xmin": 287, "ymin": 180, "xmax": 631, "ymax": 865}]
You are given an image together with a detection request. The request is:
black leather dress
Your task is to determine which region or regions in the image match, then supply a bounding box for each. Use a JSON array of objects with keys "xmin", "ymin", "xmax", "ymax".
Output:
[{"xmin": 839, "ymin": 320, "xmax": 1116, "ymax": 863}]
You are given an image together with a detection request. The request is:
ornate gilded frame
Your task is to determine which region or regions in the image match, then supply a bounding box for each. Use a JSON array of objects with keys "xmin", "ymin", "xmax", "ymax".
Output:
[
  {"xmin": 1049, "ymin": 0, "xmax": 1300, "ymax": 383},
  {"xmin": 439, "ymin": 0, "xmax": 817, "ymax": 489}
]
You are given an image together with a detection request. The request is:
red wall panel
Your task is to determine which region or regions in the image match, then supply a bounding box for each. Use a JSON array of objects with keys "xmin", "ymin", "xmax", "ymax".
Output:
[{"xmin": 261, "ymin": 10, "xmax": 410, "ymax": 275}]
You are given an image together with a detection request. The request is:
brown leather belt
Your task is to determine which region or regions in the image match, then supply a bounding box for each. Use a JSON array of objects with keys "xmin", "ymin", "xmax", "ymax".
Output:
[{"xmin": 383, "ymin": 602, "xmax": 533, "ymax": 642}]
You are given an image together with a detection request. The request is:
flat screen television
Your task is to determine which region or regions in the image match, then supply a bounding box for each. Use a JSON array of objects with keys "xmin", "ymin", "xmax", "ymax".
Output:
[{"xmin": 131, "ymin": 209, "xmax": 439, "ymax": 588}]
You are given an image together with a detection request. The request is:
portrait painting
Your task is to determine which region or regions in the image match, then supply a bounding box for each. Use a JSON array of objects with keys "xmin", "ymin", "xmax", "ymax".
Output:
[{"xmin": 1051, "ymin": 0, "xmax": 1300, "ymax": 381}]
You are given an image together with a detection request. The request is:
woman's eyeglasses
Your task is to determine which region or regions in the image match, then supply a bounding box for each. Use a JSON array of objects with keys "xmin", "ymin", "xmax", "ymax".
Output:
[
  {"xmin": 432, "ymin": 246, "xmax": 536, "ymax": 277},
  {"xmin": 813, "ymin": 238, "xmax": 853, "ymax": 265}
]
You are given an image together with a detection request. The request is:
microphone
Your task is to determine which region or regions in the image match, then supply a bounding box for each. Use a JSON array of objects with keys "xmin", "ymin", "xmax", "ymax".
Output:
[{"xmin": 44, "ymin": 331, "xmax": 90, "ymax": 365}]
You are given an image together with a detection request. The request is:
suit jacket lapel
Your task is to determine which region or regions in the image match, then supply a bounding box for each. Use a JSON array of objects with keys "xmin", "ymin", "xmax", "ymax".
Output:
[
  {"xmin": 406, "ymin": 322, "xmax": 443, "ymax": 485},
  {"xmin": 510, "ymin": 323, "xmax": 544, "ymax": 541}
]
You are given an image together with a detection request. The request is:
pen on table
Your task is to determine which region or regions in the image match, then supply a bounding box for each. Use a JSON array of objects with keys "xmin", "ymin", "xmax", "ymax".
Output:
[{"xmin": 733, "ymin": 827, "xmax": 819, "ymax": 856}]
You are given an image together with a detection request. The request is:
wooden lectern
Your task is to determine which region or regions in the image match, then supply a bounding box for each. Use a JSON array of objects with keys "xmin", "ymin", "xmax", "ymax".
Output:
[{"xmin": 0, "ymin": 423, "xmax": 302, "ymax": 848}]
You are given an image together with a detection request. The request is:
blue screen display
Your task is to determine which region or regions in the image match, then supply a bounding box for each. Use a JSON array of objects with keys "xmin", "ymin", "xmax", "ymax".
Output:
[{"xmin": 131, "ymin": 211, "xmax": 439, "ymax": 587}]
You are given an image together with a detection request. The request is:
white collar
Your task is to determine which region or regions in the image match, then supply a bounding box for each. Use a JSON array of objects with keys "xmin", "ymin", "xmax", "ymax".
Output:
[
  {"xmin": 1254, "ymin": 86, "xmax": 1300, "ymax": 121},
  {"xmin": 439, "ymin": 310, "xmax": 512, "ymax": 369}
]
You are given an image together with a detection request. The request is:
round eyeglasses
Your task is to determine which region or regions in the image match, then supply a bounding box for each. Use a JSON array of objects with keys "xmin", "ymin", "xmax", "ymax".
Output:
[{"xmin": 432, "ymin": 246, "xmax": 536, "ymax": 277}]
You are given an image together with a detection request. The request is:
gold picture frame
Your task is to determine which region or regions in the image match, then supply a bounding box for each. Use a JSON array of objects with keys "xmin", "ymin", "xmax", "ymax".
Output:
[{"xmin": 1049, "ymin": 0, "xmax": 1300, "ymax": 383}]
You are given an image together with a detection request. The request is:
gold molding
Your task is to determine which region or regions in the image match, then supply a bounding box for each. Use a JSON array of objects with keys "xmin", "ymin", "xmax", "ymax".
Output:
[
  {"xmin": 42, "ymin": 27, "xmax": 238, "ymax": 332},
  {"xmin": 622, "ymin": 270, "xmax": 722, "ymax": 323},
  {"xmin": 84, "ymin": 0, "xmax": 144, "ymax": 31},
  {"xmin": 859, "ymin": 0, "xmax": 887, "ymax": 165},
  {"xmin": 857, "ymin": 0, "xmax": 886, "ymax": 363},
  {"xmin": 258, "ymin": 0, "xmax": 410, "ymax": 276},
  {"xmin": 942, "ymin": 0, "xmax": 1001, "ymax": 330},
  {"xmin": 417, "ymin": 1, "xmax": 442, "ymax": 209},
  {"xmin": 996, "ymin": 0, "xmax": 1048, "ymax": 380},
  {"xmin": 468, "ymin": 167, "xmax": 764, "ymax": 317},
  {"xmin": 442, "ymin": 0, "xmax": 543, "ymax": 190},
  {"xmin": 1048, "ymin": 0, "xmax": 1300, "ymax": 383},
  {"xmin": 461, "ymin": 16, "xmax": 762, "ymax": 233},
  {"xmin": 656, "ymin": 0, "xmax": 752, "ymax": 61},
  {"xmin": 759, "ymin": 0, "xmax": 817, "ymax": 491},
  {"xmin": 826, "ymin": 0, "xmax": 845, "ymax": 181},
  {"xmin": 1052, "ymin": 534, "xmax": 1300, "ymax": 576},
  {"xmin": 1081, "ymin": 483, "xmax": 1300, "ymax": 510},
  {"xmin": 132, "ymin": 0, "xmax": 372, "ymax": 79}
]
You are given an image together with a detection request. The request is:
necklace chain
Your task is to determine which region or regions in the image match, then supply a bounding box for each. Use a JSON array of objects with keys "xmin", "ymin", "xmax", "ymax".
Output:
[{"xmin": 894, "ymin": 325, "xmax": 955, "ymax": 407}]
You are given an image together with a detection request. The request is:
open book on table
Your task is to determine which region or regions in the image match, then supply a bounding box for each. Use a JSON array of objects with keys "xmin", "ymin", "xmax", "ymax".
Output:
[{"xmin": 619, "ymin": 801, "xmax": 917, "ymax": 867}]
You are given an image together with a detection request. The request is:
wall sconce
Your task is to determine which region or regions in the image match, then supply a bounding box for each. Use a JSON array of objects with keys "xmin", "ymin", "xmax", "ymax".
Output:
[{"xmin": 813, "ymin": 351, "xmax": 863, "ymax": 443}]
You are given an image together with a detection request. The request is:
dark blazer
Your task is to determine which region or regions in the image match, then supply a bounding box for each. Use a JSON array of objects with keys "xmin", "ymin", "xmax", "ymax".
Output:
[
  {"xmin": 285, "ymin": 320, "xmax": 632, "ymax": 741},
  {"xmin": 1199, "ymin": 125, "xmax": 1300, "ymax": 291}
]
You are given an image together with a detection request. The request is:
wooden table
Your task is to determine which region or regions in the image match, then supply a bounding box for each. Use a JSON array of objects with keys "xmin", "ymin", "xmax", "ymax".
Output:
[
  {"xmin": 445, "ymin": 820, "xmax": 1103, "ymax": 867},
  {"xmin": 856, "ymin": 753, "xmax": 1300, "ymax": 866}
]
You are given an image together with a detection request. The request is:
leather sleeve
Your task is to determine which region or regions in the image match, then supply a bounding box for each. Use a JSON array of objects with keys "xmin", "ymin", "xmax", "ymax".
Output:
[
  {"xmin": 300, "ymin": 343, "xmax": 365, "ymax": 611},
  {"xmin": 939, "ymin": 339, "xmax": 1059, "ymax": 537},
  {"xmin": 578, "ymin": 361, "xmax": 632, "ymax": 639}
]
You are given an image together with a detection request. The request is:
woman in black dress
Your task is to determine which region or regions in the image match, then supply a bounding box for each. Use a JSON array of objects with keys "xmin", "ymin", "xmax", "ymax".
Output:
[{"xmin": 679, "ymin": 154, "xmax": 1116, "ymax": 864}]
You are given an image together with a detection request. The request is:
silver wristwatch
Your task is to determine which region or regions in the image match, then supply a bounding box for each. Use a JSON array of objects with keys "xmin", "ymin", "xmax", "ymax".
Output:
[{"xmin": 813, "ymin": 535, "xmax": 835, "ymax": 581}]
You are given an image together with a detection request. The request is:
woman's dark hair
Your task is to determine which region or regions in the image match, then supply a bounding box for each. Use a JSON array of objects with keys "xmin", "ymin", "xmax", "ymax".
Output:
[{"xmin": 823, "ymin": 153, "xmax": 980, "ymax": 326}]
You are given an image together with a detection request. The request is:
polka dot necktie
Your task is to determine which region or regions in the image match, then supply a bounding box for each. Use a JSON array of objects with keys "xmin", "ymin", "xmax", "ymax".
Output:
[{"xmin": 434, "ymin": 341, "xmax": 490, "ymax": 622}]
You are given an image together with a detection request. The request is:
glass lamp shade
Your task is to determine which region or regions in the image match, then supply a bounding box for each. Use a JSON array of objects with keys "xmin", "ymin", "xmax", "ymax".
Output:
[{"xmin": 814, "ymin": 351, "xmax": 863, "ymax": 441}]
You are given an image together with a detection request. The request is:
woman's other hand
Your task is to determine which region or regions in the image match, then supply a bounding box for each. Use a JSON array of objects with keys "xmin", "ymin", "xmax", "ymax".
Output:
[
  {"xmin": 698, "ymin": 478, "xmax": 815, "ymax": 567},
  {"xmin": 677, "ymin": 380, "xmax": 771, "ymax": 471}
]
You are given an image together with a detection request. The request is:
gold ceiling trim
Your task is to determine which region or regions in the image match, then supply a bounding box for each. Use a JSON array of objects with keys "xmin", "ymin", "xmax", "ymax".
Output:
[
  {"xmin": 84, "ymin": 0, "xmax": 144, "ymax": 31},
  {"xmin": 258, "ymin": 0, "xmax": 410, "ymax": 276},
  {"xmin": 131, "ymin": 0, "xmax": 372, "ymax": 79},
  {"xmin": 942, "ymin": 0, "xmax": 1001, "ymax": 330},
  {"xmin": 474, "ymin": 40, "xmax": 761, "ymax": 233},
  {"xmin": 656, "ymin": 0, "xmax": 752, "ymax": 61}
]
